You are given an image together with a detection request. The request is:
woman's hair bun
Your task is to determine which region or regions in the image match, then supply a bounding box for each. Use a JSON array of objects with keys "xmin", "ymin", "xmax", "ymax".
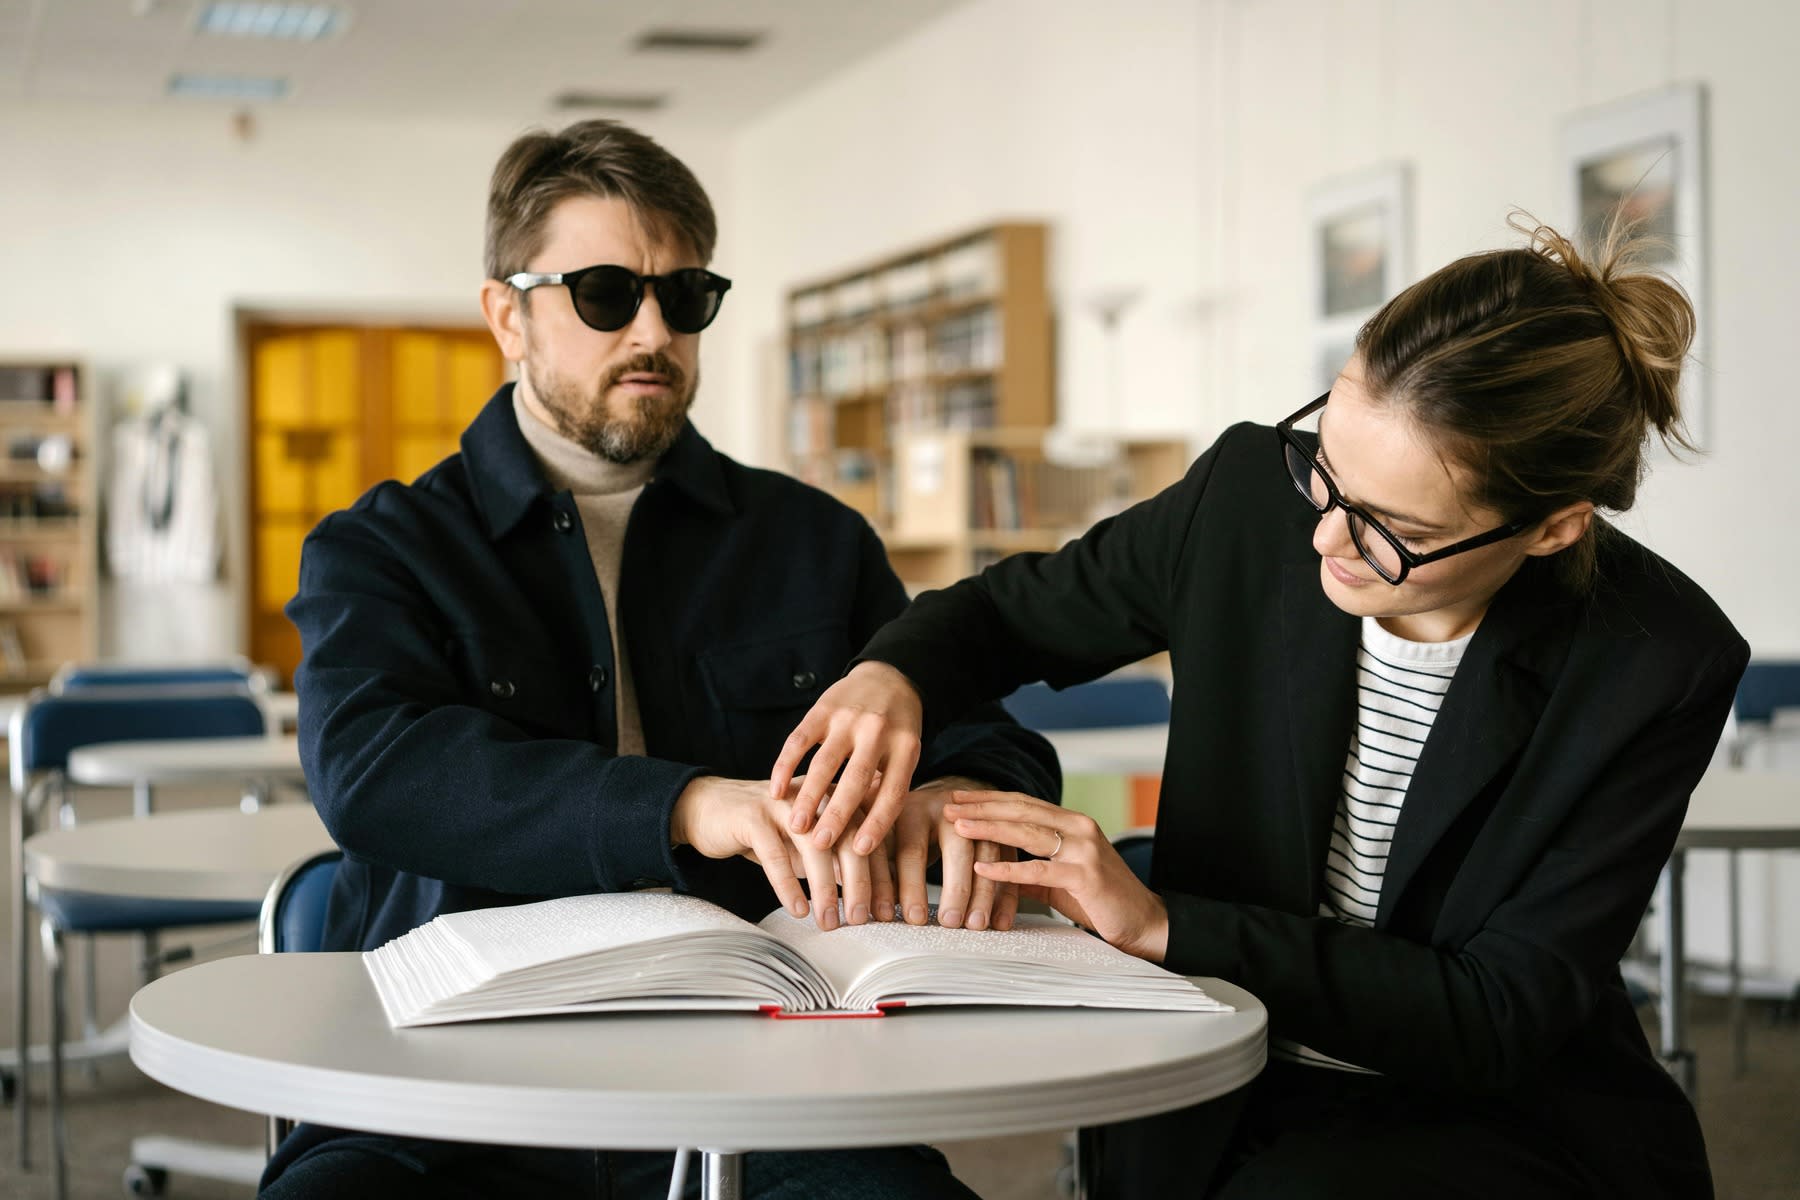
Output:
[{"xmin": 1509, "ymin": 212, "xmax": 1695, "ymax": 445}]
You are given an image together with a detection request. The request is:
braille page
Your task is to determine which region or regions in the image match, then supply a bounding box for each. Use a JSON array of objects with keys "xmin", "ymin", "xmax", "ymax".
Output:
[
  {"xmin": 364, "ymin": 893, "xmax": 830, "ymax": 1026},
  {"xmin": 431, "ymin": 893, "xmax": 755, "ymax": 976},
  {"xmin": 755, "ymin": 908, "xmax": 1230, "ymax": 1013}
]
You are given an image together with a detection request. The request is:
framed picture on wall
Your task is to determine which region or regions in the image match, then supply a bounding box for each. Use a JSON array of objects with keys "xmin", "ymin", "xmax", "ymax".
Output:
[
  {"xmin": 1560, "ymin": 84, "xmax": 1708, "ymax": 446},
  {"xmin": 1307, "ymin": 164, "xmax": 1412, "ymax": 394}
]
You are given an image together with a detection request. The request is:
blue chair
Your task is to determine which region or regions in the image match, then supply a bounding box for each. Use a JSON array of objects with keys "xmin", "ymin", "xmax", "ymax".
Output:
[
  {"xmin": 51, "ymin": 658, "xmax": 267, "ymax": 694},
  {"xmin": 1000, "ymin": 675, "xmax": 1171, "ymax": 732},
  {"xmin": 258, "ymin": 850, "xmax": 343, "ymax": 1160},
  {"xmin": 8, "ymin": 686, "xmax": 272, "ymax": 1197},
  {"xmin": 1732, "ymin": 660, "xmax": 1800, "ymax": 759}
]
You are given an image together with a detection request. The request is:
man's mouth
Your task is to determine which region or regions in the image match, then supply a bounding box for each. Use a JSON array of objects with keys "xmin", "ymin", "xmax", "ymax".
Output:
[{"xmin": 615, "ymin": 373, "xmax": 672, "ymax": 391}]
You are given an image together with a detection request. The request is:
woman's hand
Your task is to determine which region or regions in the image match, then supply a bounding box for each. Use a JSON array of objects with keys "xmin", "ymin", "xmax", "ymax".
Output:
[
  {"xmin": 943, "ymin": 791, "xmax": 1169, "ymax": 962},
  {"xmin": 770, "ymin": 661, "xmax": 924, "ymax": 855}
]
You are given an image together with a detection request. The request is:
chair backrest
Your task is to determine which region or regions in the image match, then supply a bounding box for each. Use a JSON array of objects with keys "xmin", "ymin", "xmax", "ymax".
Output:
[
  {"xmin": 9, "ymin": 686, "xmax": 272, "ymax": 796},
  {"xmin": 1734, "ymin": 661, "xmax": 1800, "ymax": 726},
  {"xmin": 261, "ymin": 848, "xmax": 344, "ymax": 1156},
  {"xmin": 52, "ymin": 660, "xmax": 262, "ymax": 693},
  {"xmin": 1001, "ymin": 676, "xmax": 1171, "ymax": 732},
  {"xmin": 259, "ymin": 850, "xmax": 344, "ymax": 954}
]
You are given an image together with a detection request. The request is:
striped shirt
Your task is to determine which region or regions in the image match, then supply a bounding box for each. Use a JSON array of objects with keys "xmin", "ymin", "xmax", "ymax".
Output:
[{"xmin": 1274, "ymin": 616, "xmax": 1470, "ymax": 1073}]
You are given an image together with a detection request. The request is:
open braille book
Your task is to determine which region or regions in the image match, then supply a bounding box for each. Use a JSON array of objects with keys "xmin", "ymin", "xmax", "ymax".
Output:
[{"xmin": 364, "ymin": 891, "xmax": 1231, "ymax": 1027}]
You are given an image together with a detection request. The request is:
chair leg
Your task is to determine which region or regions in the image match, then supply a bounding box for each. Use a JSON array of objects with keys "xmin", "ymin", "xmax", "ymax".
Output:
[
  {"xmin": 13, "ymin": 783, "xmax": 32, "ymax": 1169},
  {"xmin": 41, "ymin": 917, "xmax": 68, "ymax": 1200},
  {"xmin": 83, "ymin": 933, "xmax": 100, "ymax": 1036}
]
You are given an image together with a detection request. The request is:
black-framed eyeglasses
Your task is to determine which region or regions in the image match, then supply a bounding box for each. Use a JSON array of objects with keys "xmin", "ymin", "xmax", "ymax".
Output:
[
  {"xmin": 505, "ymin": 264, "xmax": 732, "ymax": 335},
  {"xmin": 1276, "ymin": 392, "xmax": 1534, "ymax": 586}
]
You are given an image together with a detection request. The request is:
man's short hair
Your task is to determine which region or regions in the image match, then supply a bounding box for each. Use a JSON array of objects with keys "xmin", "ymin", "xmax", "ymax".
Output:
[{"xmin": 484, "ymin": 119, "xmax": 717, "ymax": 280}]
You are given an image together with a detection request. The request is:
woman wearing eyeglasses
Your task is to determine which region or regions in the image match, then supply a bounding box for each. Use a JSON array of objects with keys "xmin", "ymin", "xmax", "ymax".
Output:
[{"xmin": 771, "ymin": 219, "xmax": 1745, "ymax": 1199}]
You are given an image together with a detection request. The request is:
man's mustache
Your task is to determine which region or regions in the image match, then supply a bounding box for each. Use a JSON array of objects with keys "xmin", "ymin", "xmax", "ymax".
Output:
[{"xmin": 602, "ymin": 353, "xmax": 686, "ymax": 393}]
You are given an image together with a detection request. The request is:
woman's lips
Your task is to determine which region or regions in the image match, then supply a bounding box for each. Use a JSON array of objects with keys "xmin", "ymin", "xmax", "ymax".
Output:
[{"xmin": 1325, "ymin": 556, "xmax": 1372, "ymax": 587}]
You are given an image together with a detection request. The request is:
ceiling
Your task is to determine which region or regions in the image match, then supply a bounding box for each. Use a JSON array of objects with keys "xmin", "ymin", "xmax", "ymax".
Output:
[{"xmin": 0, "ymin": 0, "xmax": 970, "ymax": 130}]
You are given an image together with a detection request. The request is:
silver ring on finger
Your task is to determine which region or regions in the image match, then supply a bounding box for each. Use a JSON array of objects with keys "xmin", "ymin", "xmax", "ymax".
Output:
[{"xmin": 1047, "ymin": 830, "xmax": 1064, "ymax": 862}]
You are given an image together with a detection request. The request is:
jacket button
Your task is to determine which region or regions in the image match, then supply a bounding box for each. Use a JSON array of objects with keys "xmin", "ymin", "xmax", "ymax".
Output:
[
  {"xmin": 792, "ymin": 670, "xmax": 817, "ymax": 690},
  {"xmin": 552, "ymin": 510, "xmax": 574, "ymax": 534},
  {"xmin": 489, "ymin": 679, "xmax": 515, "ymax": 700},
  {"xmin": 589, "ymin": 665, "xmax": 609, "ymax": 691}
]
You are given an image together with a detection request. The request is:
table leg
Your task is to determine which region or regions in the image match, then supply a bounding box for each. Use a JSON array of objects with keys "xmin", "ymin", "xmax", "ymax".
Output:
[
  {"xmin": 1659, "ymin": 851, "xmax": 1695, "ymax": 1097},
  {"xmin": 701, "ymin": 1150, "xmax": 743, "ymax": 1200},
  {"xmin": 135, "ymin": 782, "xmax": 160, "ymax": 986},
  {"xmin": 1727, "ymin": 849, "xmax": 1746, "ymax": 1078}
]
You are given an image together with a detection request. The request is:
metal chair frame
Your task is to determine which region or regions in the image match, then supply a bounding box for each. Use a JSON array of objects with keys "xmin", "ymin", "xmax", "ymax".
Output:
[{"xmin": 6, "ymin": 684, "xmax": 273, "ymax": 1197}]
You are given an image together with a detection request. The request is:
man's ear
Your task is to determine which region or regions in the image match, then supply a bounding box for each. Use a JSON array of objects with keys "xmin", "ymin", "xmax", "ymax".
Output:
[
  {"xmin": 479, "ymin": 279, "xmax": 526, "ymax": 362},
  {"xmin": 1522, "ymin": 500, "xmax": 1595, "ymax": 558}
]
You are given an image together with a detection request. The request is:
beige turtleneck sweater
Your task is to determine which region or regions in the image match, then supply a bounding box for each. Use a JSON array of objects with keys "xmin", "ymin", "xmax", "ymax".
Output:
[{"xmin": 512, "ymin": 392, "xmax": 651, "ymax": 757}]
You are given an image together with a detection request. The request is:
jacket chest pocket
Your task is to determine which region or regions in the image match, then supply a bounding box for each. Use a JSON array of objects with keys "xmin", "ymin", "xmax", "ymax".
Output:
[
  {"xmin": 698, "ymin": 624, "xmax": 847, "ymax": 774},
  {"xmin": 448, "ymin": 633, "xmax": 589, "ymax": 740}
]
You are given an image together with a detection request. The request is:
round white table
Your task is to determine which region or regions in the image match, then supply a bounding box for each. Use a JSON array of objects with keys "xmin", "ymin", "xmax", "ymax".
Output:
[
  {"xmin": 24, "ymin": 803, "xmax": 331, "ymax": 901},
  {"xmin": 1656, "ymin": 769, "xmax": 1800, "ymax": 1096},
  {"xmin": 66, "ymin": 734, "xmax": 304, "ymax": 791},
  {"xmin": 131, "ymin": 954, "xmax": 1266, "ymax": 1199},
  {"xmin": 1042, "ymin": 724, "xmax": 1169, "ymax": 775}
]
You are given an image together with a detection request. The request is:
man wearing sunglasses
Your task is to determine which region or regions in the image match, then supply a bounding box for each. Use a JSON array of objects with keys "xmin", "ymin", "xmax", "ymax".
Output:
[{"xmin": 270, "ymin": 120, "xmax": 1054, "ymax": 1200}]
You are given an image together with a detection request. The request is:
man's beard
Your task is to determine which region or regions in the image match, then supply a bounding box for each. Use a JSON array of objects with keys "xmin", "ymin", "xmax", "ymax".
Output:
[{"xmin": 526, "ymin": 350, "xmax": 696, "ymax": 464}]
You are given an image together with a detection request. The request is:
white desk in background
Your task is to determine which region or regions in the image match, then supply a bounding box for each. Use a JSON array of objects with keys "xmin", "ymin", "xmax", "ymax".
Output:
[
  {"xmin": 132, "ymin": 955, "xmax": 1265, "ymax": 1200},
  {"xmin": 18, "ymin": 803, "xmax": 335, "ymax": 1190},
  {"xmin": 1656, "ymin": 769, "xmax": 1800, "ymax": 1097},
  {"xmin": 1042, "ymin": 724, "xmax": 1169, "ymax": 776},
  {"xmin": 66, "ymin": 734, "xmax": 306, "ymax": 813},
  {"xmin": 24, "ymin": 803, "xmax": 331, "ymax": 903}
]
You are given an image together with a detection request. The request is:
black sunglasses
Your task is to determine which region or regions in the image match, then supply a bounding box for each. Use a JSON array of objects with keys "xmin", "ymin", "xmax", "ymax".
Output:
[
  {"xmin": 1276, "ymin": 392, "xmax": 1534, "ymax": 586},
  {"xmin": 505, "ymin": 264, "xmax": 732, "ymax": 335}
]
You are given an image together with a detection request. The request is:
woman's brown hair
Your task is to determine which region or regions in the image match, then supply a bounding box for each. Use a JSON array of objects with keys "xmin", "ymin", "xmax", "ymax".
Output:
[{"xmin": 1355, "ymin": 213, "xmax": 1696, "ymax": 592}]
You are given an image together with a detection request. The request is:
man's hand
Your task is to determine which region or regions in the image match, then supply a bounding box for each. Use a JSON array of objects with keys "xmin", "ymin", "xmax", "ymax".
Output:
[
  {"xmin": 671, "ymin": 776, "xmax": 893, "ymax": 931},
  {"xmin": 944, "ymin": 791, "xmax": 1169, "ymax": 962},
  {"xmin": 895, "ymin": 778, "xmax": 1019, "ymax": 931},
  {"xmin": 770, "ymin": 661, "xmax": 924, "ymax": 855}
]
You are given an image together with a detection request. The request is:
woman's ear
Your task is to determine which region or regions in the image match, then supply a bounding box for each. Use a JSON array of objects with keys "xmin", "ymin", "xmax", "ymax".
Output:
[{"xmin": 1522, "ymin": 501, "xmax": 1595, "ymax": 558}]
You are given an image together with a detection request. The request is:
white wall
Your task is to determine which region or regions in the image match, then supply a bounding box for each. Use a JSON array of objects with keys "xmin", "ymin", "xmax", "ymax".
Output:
[
  {"xmin": 0, "ymin": 103, "xmax": 731, "ymax": 660},
  {"xmin": 722, "ymin": 0, "xmax": 1800, "ymax": 971}
]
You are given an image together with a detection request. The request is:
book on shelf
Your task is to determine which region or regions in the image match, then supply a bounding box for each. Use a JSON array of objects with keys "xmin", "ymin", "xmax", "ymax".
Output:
[{"xmin": 365, "ymin": 891, "xmax": 1231, "ymax": 1029}]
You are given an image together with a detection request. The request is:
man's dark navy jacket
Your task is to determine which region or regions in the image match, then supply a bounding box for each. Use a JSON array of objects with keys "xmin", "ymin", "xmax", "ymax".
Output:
[{"xmin": 286, "ymin": 385, "xmax": 1059, "ymax": 951}]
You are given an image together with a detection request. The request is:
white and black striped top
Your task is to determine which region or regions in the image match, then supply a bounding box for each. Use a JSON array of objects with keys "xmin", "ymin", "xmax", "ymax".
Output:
[{"xmin": 1274, "ymin": 616, "xmax": 1470, "ymax": 1073}]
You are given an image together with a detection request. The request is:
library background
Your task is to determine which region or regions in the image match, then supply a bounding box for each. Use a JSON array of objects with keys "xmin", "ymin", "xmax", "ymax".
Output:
[{"xmin": 4, "ymin": 2, "xmax": 1800, "ymax": 1198}]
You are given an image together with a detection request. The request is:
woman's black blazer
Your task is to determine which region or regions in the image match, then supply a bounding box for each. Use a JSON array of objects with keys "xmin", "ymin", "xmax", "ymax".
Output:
[{"xmin": 861, "ymin": 422, "xmax": 1748, "ymax": 1197}]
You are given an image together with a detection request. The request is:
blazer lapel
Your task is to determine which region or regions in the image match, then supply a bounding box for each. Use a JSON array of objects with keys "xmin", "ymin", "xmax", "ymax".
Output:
[
  {"xmin": 1281, "ymin": 561, "xmax": 1359, "ymax": 910},
  {"xmin": 1375, "ymin": 563, "xmax": 1572, "ymax": 927}
]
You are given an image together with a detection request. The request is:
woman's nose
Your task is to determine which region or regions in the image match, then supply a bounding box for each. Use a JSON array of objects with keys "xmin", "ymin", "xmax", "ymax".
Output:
[{"xmin": 1311, "ymin": 503, "xmax": 1356, "ymax": 559}]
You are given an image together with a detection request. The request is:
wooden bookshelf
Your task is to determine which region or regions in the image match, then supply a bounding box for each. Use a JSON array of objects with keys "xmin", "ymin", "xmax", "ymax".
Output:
[
  {"xmin": 785, "ymin": 223, "xmax": 1192, "ymax": 593},
  {"xmin": 0, "ymin": 359, "xmax": 97, "ymax": 690},
  {"xmin": 887, "ymin": 428, "xmax": 1190, "ymax": 589}
]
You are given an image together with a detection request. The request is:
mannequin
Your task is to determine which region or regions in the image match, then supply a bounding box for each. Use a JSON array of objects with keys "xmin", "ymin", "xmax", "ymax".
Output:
[{"xmin": 104, "ymin": 366, "xmax": 220, "ymax": 583}]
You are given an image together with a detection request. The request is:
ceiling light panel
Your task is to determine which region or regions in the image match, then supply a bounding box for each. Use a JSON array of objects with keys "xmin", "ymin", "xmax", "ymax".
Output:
[
  {"xmin": 195, "ymin": 3, "xmax": 348, "ymax": 40},
  {"xmin": 552, "ymin": 90, "xmax": 667, "ymax": 112},
  {"xmin": 168, "ymin": 71, "xmax": 290, "ymax": 100},
  {"xmin": 634, "ymin": 28, "xmax": 764, "ymax": 53}
]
